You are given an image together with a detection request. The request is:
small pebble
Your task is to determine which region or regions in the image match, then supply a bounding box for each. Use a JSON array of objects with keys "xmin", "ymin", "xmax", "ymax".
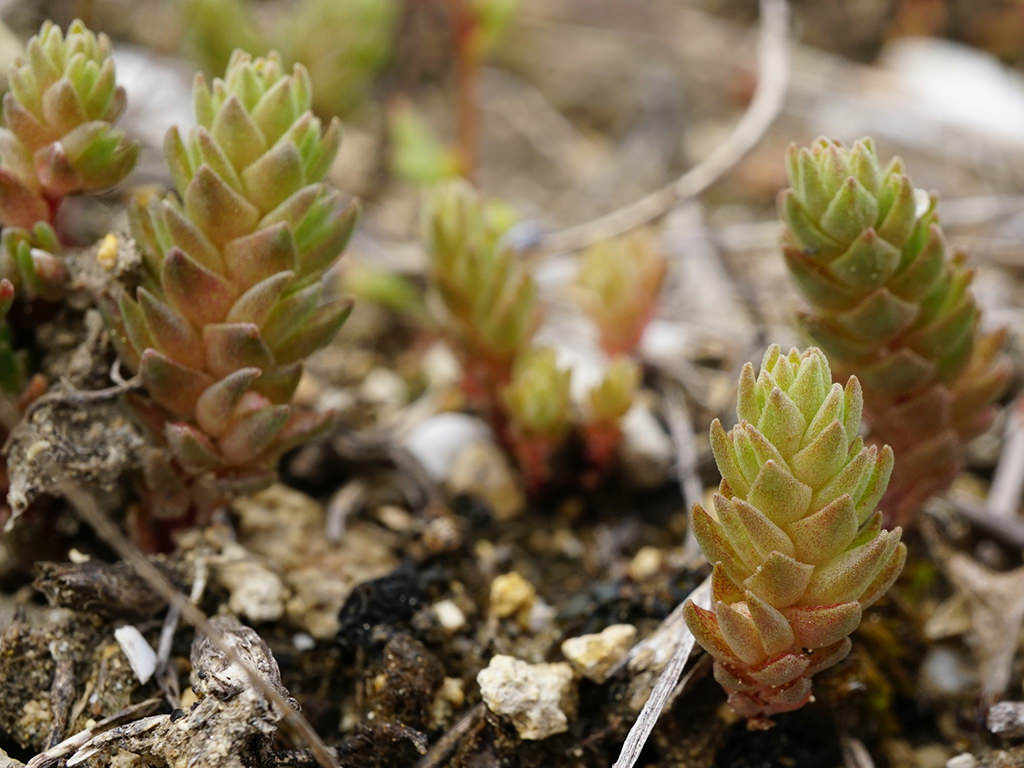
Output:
[
  {"xmin": 628, "ymin": 546, "xmax": 664, "ymax": 580},
  {"xmin": 477, "ymin": 655, "xmax": 575, "ymax": 740},
  {"xmin": 376, "ymin": 505, "xmax": 419, "ymax": 533},
  {"xmin": 433, "ymin": 599, "xmax": 466, "ymax": 633},
  {"xmin": 490, "ymin": 572, "xmax": 537, "ymax": 619},
  {"xmin": 562, "ymin": 624, "xmax": 637, "ymax": 683},
  {"xmin": 946, "ymin": 754, "xmax": 977, "ymax": 768},
  {"xmin": 988, "ymin": 700, "xmax": 1024, "ymax": 738}
]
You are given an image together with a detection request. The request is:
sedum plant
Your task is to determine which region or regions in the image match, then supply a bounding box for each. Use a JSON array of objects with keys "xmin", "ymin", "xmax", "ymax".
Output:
[
  {"xmin": 575, "ymin": 229, "xmax": 666, "ymax": 356},
  {"xmin": 0, "ymin": 279, "xmax": 25, "ymax": 394},
  {"xmin": 118, "ymin": 50, "xmax": 357, "ymax": 520},
  {"xmin": 684, "ymin": 346, "xmax": 905, "ymax": 725},
  {"xmin": 501, "ymin": 346, "xmax": 572, "ymax": 489},
  {"xmin": 780, "ymin": 137, "xmax": 1009, "ymax": 523},
  {"xmin": 583, "ymin": 356, "xmax": 639, "ymax": 472},
  {"xmin": 0, "ymin": 20, "xmax": 137, "ymax": 298},
  {"xmin": 426, "ymin": 181, "xmax": 537, "ymax": 409}
]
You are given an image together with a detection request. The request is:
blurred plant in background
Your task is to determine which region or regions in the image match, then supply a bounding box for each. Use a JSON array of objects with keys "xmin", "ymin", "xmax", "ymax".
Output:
[
  {"xmin": 575, "ymin": 230, "xmax": 666, "ymax": 357},
  {"xmin": 582, "ymin": 356, "xmax": 640, "ymax": 473},
  {"xmin": 425, "ymin": 180, "xmax": 533, "ymax": 411},
  {"xmin": 182, "ymin": 0, "xmax": 398, "ymax": 119},
  {"xmin": 388, "ymin": 0, "xmax": 519, "ymax": 185},
  {"xmin": 425, "ymin": 181, "xmax": 644, "ymax": 488},
  {"xmin": 502, "ymin": 346, "xmax": 572, "ymax": 489}
]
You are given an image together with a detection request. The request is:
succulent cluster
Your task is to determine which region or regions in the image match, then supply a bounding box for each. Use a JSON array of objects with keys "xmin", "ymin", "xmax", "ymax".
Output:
[
  {"xmin": 183, "ymin": 0, "xmax": 398, "ymax": 119},
  {"xmin": 426, "ymin": 181, "xmax": 536, "ymax": 408},
  {"xmin": 0, "ymin": 20, "xmax": 137, "ymax": 299},
  {"xmin": 780, "ymin": 138, "xmax": 1009, "ymax": 522},
  {"xmin": 685, "ymin": 346, "xmax": 905, "ymax": 723},
  {"xmin": 501, "ymin": 347, "xmax": 572, "ymax": 488},
  {"xmin": 583, "ymin": 356, "xmax": 640, "ymax": 471},
  {"xmin": 119, "ymin": 50, "xmax": 357, "ymax": 518},
  {"xmin": 425, "ymin": 182, "xmax": 643, "ymax": 486},
  {"xmin": 575, "ymin": 230, "xmax": 666, "ymax": 356}
]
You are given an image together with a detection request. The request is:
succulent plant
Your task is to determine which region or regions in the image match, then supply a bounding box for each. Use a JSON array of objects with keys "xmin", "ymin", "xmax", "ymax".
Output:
[
  {"xmin": 282, "ymin": 0, "xmax": 398, "ymax": 118},
  {"xmin": 425, "ymin": 181, "xmax": 537, "ymax": 407},
  {"xmin": 779, "ymin": 137, "xmax": 1009, "ymax": 523},
  {"xmin": 684, "ymin": 346, "xmax": 905, "ymax": 724},
  {"xmin": 0, "ymin": 20, "xmax": 137, "ymax": 299},
  {"xmin": 583, "ymin": 356, "xmax": 639, "ymax": 470},
  {"xmin": 501, "ymin": 346, "xmax": 572, "ymax": 488},
  {"xmin": 0, "ymin": 20, "xmax": 137, "ymax": 229},
  {"xmin": 0, "ymin": 223, "xmax": 64, "ymax": 302},
  {"xmin": 183, "ymin": 0, "xmax": 397, "ymax": 120},
  {"xmin": 0, "ymin": 279, "xmax": 26, "ymax": 394},
  {"xmin": 118, "ymin": 50, "xmax": 357, "ymax": 519},
  {"xmin": 575, "ymin": 230, "xmax": 666, "ymax": 356}
]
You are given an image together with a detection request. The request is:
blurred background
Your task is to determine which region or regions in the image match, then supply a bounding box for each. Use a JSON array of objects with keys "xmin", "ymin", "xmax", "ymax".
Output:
[{"xmin": 1, "ymin": 0, "xmax": 1020, "ymax": 359}]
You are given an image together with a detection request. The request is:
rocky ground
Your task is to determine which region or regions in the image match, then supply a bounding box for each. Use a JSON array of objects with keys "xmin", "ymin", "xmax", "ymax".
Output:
[{"xmin": 1, "ymin": 1, "xmax": 1024, "ymax": 767}]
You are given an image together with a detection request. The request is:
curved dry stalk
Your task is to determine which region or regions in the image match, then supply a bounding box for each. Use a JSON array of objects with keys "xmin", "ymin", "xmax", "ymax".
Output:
[{"xmin": 541, "ymin": 0, "xmax": 790, "ymax": 254}]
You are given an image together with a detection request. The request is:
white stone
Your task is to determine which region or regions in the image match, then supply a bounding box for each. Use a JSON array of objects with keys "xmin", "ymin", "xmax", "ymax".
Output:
[
  {"xmin": 216, "ymin": 544, "xmax": 287, "ymax": 623},
  {"xmin": 448, "ymin": 441, "xmax": 524, "ymax": 520},
  {"xmin": 433, "ymin": 600, "xmax": 466, "ymax": 633},
  {"xmin": 401, "ymin": 413, "xmax": 491, "ymax": 482},
  {"xmin": 562, "ymin": 624, "xmax": 637, "ymax": 683},
  {"xmin": 946, "ymin": 754, "xmax": 978, "ymax": 768},
  {"xmin": 114, "ymin": 625, "xmax": 157, "ymax": 684},
  {"xmin": 477, "ymin": 655, "xmax": 575, "ymax": 740},
  {"xmin": 360, "ymin": 367, "xmax": 407, "ymax": 405},
  {"xmin": 619, "ymin": 404, "xmax": 672, "ymax": 487}
]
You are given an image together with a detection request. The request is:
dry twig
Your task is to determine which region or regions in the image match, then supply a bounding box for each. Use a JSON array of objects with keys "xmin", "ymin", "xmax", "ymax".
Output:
[
  {"xmin": 52, "ymin": 476, "xmax": 341, "ymax": 768},
  {"xmin": 540, "ymin": 0, "xmax": 790, "ymax": 254},
  {"xmin": 660, "ymin": 380, "xmax": 703, "ymax": 562},
  {"xmin": 413, "ymin": 703, "xmax": 486, "ymax": 768},
  {"xmin": 25, "ymin": 699, "xmax": 163, "ymax": 768},
  {"xmin": 612, "ymin": 573, "xmax": 712, "ymax": 768},
  {"xmin": 988, "ymin": 395, "xmax": 1024, "ymax": 520}
]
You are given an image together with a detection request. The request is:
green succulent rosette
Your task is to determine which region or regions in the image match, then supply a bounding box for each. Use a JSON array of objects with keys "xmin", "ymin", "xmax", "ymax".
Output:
[{"xmin": 685, "ymin": 346, "xmax": 905, "ymax": 722}]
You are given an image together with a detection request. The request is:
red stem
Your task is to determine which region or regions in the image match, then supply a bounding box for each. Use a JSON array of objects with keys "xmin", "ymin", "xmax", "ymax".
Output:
[{"xmin": 448, "ymin": 0, "xmax": 480, "ymax": 181}]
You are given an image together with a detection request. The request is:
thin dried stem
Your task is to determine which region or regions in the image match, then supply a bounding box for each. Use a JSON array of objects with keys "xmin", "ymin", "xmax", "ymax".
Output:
[
  {"xmin": 612, "ymin": 573, "xmax": 712, "ymax": 768},
  {"xmin": 541, "ymin": 0, "xmax": 790, "ymax": 254},
  {"xmin": 660, "ymin": 380, "xmax": 703, "ymax": 562},
  {"xmin": 52, "ymin": 476, "xmax": 341, "ymax": 768},
  {"xmin": 988, "ymin": 395, "xmax": 1024, "ymax": 519}
]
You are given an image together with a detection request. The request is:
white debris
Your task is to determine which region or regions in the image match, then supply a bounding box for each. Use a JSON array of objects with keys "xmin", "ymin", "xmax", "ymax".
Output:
[
  {"xmin": 433, "ymin": 600, "xmax": 467, "ymax": 633},
  {"xmin": 562, "ymin": 624, "xmax": 637, "ymax": 683},
  {"xmin": 114, "ymin": 625, "xmax": 157, "ymax": 684},
  {"xmin": 988, "ymin": 701, "xmax": 1024, "ymax": 738},
  {"xmin": 215, "ymin": 544, "xmax": 287, "ymax": 623},
  {"xmin": 477, "ymin": 655, "xmax": 575, "ymax": 740},
  {"xmin": 946, "ymin": 754, "xmax": 978, "ymax": 768},
  {"xmin": 448, "ymin": 440, "xmax": 525, "ymax": 521},
  {"xmin": 619, "ymin": 404, "xmax": 673, "ymax": 487},
  {"xmin": 401, "ymin": 413, "xmax": 491, "ymax": 482}
]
